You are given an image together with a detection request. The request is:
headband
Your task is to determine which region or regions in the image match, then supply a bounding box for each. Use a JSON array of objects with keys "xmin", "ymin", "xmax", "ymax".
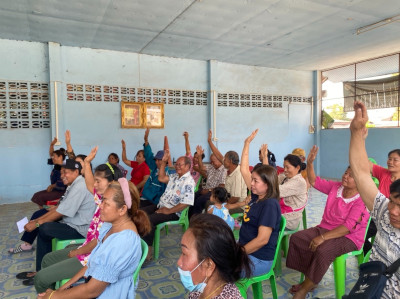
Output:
[
  {"xmin": 105, "ymin": 162, "xmax": 115, "ymax": 175},
  {"xmin": 118, "ymin": 178, "xmax": 132, "ymax": 209}
]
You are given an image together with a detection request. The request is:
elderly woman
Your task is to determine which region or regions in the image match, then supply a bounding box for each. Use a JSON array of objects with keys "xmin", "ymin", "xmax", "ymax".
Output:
[
  {"xmin": 178, "ymin": 213, "xmax": 251, "ymax": 298},
  {"xmin": 239, "ymin": 130, "xmax": 282, "ymax": 277},
  {"xmin": 286, "ymin": 145, "xmax": 369, "ymax": 299},
  {"xmin": 37, "ymin": 178, "xmax": 151, "ymax": 299},
  {"xmin": 261, "ymin": 145, "xmax": 307, "ymax": 230}
]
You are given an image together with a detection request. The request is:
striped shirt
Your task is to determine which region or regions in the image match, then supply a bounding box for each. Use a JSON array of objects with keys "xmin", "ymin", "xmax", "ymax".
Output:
[{"xmin": 370, "ymin": 192, "xmax": 400, "ymax": 299}]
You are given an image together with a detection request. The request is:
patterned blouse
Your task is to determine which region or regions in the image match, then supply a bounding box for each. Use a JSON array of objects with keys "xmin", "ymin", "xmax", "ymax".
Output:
[
  {"xmin": 76, "ymin": 190, "xmax": 104, "ymax": 266},
  {"xmin": 188, "ymin": 282, "xmax": 243, "ymax": 299}
]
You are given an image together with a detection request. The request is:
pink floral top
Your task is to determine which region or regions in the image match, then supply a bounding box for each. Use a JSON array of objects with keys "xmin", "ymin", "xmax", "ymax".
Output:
[
  {"xmin": 76, "ymin": 190, "xmax": 104, "ymax": 266},
  {"xmin": 186, "ymin": 153, "xmax": 201, "ymax": 185}
]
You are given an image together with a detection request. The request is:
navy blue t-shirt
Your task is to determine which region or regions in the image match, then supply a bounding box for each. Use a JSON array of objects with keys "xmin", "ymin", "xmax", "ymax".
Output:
[{"xmin": 239, "ymin": 193, "xmax": 281, "ymax": 261}]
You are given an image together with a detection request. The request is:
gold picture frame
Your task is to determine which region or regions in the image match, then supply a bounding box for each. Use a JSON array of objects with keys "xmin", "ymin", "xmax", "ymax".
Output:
[
  {"xmin": 144, "ymin": 103, "xmax": 164, "ymax": 128},
  {"xmin": 121, "ymin": 102, "xmax": 144, "ymax": 128}
]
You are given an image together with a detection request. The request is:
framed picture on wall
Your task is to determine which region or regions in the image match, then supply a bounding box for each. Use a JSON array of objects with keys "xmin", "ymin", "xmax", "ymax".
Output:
[
  {"xmin": 121, "ymin": 102, "xmax": 143, "ymax": 128},
  {"xmin": 144, "ymin": 103, "xmax": 164, "ymax": 128}
]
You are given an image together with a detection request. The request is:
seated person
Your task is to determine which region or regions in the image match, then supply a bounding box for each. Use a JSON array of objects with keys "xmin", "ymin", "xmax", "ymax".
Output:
[
  {"xmin": 140, "ymin": 128, "xmax": 170, "ymax": 208},
  {"xmin": 292, "ymin": 147, "xmax": 310, "ymax": 188},
  {"xmin": 207, "ymin": 130, "xmax": 247, "ymax": 214},
  {"xmin": 31, "ymin": 138, "xmax": 67, "ymax": 208},
  {"xmin": 33, "ymin": 147, "xmax": 123, "ymax": 293},
  {"xmin": 207, "ymin": 187, "xmax": 249, "ymax": 230},
  {"xmin": 286, "ymin": 145, "xmax": 369, "ymax": 298},
  {"xmin": 262, "ymin": 145, "xmax": 307, "ymax": 230},
  {"xmin": 189, "ymin": 143, "xmax": 227, "ymax": 218},
  {"xmin": 349, "ymin": 101, "xmax": 400, "ymax": 299},
  {"xmin": 254, "ymin": 146, "xmax": 277, "ymax": 169},
  {"xmin": 15, "ymin": 159, "xmax": 95, "ymax": 285},
  {"xmin": 178, "ymin": 214, "xmax": 251, "ymax": 298},
  {"xmin": 239, "ymin": 129, "xmax": 281, "ymax": 277},
  {"xmin": 107, "ymin": 152, "xmax": 127, "ymax": 177},
  {"xmin": 183, "ymin": 131, "xmax": 203, "ymax": 185},
  {"xmin": 141, "ymin": 150, "xmax": 195, "ymax": 260},
  {"xmin": 37, "ymin": 178, "xmax": 151, "ymax": 299},
  {"xmin": 121, "ymin": 139, "xmax": 150, "ymax": 190}
]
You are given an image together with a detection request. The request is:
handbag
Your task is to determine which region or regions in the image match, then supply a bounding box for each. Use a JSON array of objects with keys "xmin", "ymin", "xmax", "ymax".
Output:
[{"xmin": 342, "ymin": 257, "xmax": 400, "ymax": 299}]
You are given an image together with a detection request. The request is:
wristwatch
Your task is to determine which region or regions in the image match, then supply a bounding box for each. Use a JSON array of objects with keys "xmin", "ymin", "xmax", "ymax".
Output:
[{"xmin": 35, "ymin": 222, "xmax": 40, "ymax": 228}]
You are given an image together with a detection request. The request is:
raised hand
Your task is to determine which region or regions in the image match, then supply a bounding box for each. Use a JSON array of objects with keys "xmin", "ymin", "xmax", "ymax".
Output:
[
  {"xmin": 307, "ymin": 145, "xmax": 319, "ymax": 164},
  {"xmin": 50, "ymin": 137, "xmax": 57, "ymax": 146},
  {"xmin": 350, "ymin": 101, "xmax": 368, "ymax": 132},
  {"xmin": 183, "ymin": 131, "xmax": 189, "ymax": 139},
  {"xmin": 65, "ymin": 130, "xmax": 71, "ymax": 145},
  {"xmin": 85, "ymin": 146, "xmax": 98, "ymax": 163},
  {"xmin": 208, "ymin": 129, "xmax": 212, "ymax": 142},
  {"xmin": 121, "ymin": 139, "xmax": 126, "ymax": 149},
  {"xmin": 162, "ymin": 149, "xmax": 170, "ymax": 163},
  {"xmin": 260, "ymin": 144, "xmax": 269, "ymax": 160},
  {"xmin": 144, "ymin": 128, "xmax": 150, "ymax": 142},
  {"xmin": 245, "ymin": 129, "xmax": 259, "ymax": 144},
  {"xmin": 196, "ymin": 145, "xmax": 204, "ymax": 156}
]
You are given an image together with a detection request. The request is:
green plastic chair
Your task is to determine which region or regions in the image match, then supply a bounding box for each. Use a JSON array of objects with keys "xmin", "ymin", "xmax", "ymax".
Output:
[
  {"xmin": 231, "ymin": 212, "xmax": 243, "ymax": 241},
  {"xmin": 194, "ymin": 175, "xmax": 202, "ymax": 193},
  {"xmin": 51, "ymin": 238, "xmax": 86, "ymax": 251},
  {"xmin": 368, "ymin": 158, "xmax": 380, "ymax": 188},
  {"xmin": 153, "ymin": 206, "xmax": 190, "ymax": 260},
  {"xmin": 235, "ymin": 216, "xmax": 287, "ymax": 299}
]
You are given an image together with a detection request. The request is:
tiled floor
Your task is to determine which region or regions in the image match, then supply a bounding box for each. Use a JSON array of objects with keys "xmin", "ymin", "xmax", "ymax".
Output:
[{"xmin": 0, "ymin": 188, "xmax": 361, "ymax": 299}]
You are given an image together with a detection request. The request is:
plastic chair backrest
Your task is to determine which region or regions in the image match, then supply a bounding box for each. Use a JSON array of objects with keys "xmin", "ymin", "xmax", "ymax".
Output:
[
  {"xmin": 194, "ymin": 175, "xmax": 202, "ymax": 193},
  {"xmin": 133, "ymin": 238, "xmax": 148, "ymax": 284},
  {"xmin": 272, "ymin": 216, "xmax": 287, "ymax": 269}
]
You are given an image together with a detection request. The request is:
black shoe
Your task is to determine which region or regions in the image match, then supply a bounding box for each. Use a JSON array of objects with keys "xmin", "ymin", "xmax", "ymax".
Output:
[
  {"xmin": 22, "ymin": 277, "xmax": 34, "ymax": 286},
  {"xmin": 16, "ymin": 271, "xmax": 36, "ymax": 279}
]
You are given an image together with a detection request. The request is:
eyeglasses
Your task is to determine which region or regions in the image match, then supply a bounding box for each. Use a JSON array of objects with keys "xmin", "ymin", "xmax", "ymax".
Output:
[{"xmin": 175, "ymin": 163, "xmax": 186, "ymax": 167}]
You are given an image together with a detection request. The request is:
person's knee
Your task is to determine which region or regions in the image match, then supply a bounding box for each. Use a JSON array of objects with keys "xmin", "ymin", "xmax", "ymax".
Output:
[{"xmin": 33, "ymin": 271, "xmax": 48, "ymax": 293}]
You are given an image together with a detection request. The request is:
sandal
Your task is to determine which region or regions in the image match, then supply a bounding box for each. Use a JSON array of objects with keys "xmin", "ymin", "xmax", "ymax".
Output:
[
  {"xmin": 8, "ymin": 244, "xmax": 32, "ymax": 254},
  {"xmin": 16, "ymin": 271, "xmax": 36, "ymax": 279}
]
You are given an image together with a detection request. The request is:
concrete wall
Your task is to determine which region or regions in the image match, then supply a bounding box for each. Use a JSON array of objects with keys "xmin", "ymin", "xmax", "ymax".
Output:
[{"xmin": 0, "ymin": 38, "xmax": 314, "ymax": 204}]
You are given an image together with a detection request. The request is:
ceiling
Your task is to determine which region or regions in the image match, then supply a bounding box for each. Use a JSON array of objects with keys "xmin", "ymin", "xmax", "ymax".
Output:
[{"xmin": 1, "ymin": 0, "xmax": 400, "ymax": 71}]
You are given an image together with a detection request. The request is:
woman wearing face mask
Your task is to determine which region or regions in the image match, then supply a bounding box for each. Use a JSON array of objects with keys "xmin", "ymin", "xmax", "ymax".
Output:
[
  {"xmin": 286, "ymin": 145, "xmax": 369, "ymax": 299},
  {"xmin": 178, "ymin": 213, "xmax": 251, "ymax": 298},
  {"xmin": 239, "ymin": 130, "xmax": 281, "ymax": 277},
  {"xmin": 32, "ymin": 147, "xmax": 122, "ymax": 292},
  {"xmin": 261, "ymin": 145, "xmax": 307, "ymax": 230},
  {"xmin": 37, "ymin": 176, "xmax": 151, "ymax": 299}
]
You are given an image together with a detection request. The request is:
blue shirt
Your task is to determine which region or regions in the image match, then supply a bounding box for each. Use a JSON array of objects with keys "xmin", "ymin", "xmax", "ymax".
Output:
[
  {"xmin": 239, "ymin": 193, "xmax": 281, "ymax": 261},
  {"xmin": 85, "ymin": 222, "xmax": 141, "ymax": 299},
  {"xmin": 141, "ymin": 143, "xmax": 169, "ymax": 205},
  {"xmin": 208, "ymin": 203, "xmax": 234, "ymax": 230}
]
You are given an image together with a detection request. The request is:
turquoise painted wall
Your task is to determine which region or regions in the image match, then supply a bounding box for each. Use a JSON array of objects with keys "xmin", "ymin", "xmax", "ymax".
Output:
[{"xmin": 0, "ymin": 38, "xmax": 314, "ymax": 204}]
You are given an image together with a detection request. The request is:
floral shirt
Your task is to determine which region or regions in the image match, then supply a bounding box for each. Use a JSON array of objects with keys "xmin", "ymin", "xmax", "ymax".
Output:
[
  {"xmin": 188, "ymin": 282, "xmax": 243, "ymax": 299},
  {"xmin": 76, "ymin": 190, "xmax": 104, "ymax": 266}
]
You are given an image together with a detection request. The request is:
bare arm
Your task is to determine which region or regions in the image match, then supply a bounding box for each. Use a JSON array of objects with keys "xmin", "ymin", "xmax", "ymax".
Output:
[
  {"xmin": 243, "ymin": 225, "xmax": 272, "ymax": 254},
  {"xmin": 240, "ymin": 129, "xmax": 259, "ymax": 190},
  {"xmin": 309, "ymin": 225, "xmax": 350, "ymax": 252},
  {"xmin": 49, "ymin": 137, "xmax": 57, "ymax": 157},
  {"xmin": 306, "ymin": 145, "xmax": 318, "ymax": 187},
  {"xmin": 136, "ymin": 175, "xmax": 149, "ymax": 189},
  {"xmin": 156, "ymin": 203, "xmax": 188, "ymax": 215},
  {"xmin": 226, "ymin": 195, "xmax": 251, "ymax": 209},
  {"xmin": 144, "ymin": 128, "xmax": 150, "ymax": 146},
  {"xmin": 183, "ymin": 131, "xmax": 191, "ymax": 155},
  {"xmin": 64, "ymin": 130, "xmax": 75, "ymax": 159},
  {"xmin": 260, "ymin": 144, "xmax": 269, "ymax": 165},
  {"xmin": 207, "ymin": 130, "xmax": 224, "ymax": 163},
  {"xmin": 195, "ymin": 146, "xmax": 207, "ymax": 178},
  {"xmin": 68, "ymin": 239, "xmax": 98, "ymax": 258},
  {"xmin": 349, "ymin": 101, "xmax": 378, "ymax": 211},
  {"xmin": 121, "ymin": 139, "xmax": 132, "ymax": 167},
  {"xmin": 83, "ymin": 147, "xmax": 97, "ymax": 194},
  {"xmin": 158, "ymin": 150, "xmax": 170, "ymax": 184},
  {"xmin": 164, "ymin": 136, "xmax": 173, "ymax": 167}
]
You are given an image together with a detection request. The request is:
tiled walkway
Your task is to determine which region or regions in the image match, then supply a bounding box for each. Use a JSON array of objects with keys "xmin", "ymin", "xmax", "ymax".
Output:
[{"xmin": 1, "ymin": 188, "xmax": 360, "ymax": 298}]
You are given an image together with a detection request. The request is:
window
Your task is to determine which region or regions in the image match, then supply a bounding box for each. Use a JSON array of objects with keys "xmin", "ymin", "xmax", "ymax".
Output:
[{"xmin": 321, "ymin": 54, "xmax": 400, "ymax": 129}]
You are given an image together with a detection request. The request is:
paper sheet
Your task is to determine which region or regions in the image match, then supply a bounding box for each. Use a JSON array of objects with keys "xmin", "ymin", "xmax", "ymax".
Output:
[{"xmin": 17, "ymin": 217, "xmax": 28, "ymax": 233}]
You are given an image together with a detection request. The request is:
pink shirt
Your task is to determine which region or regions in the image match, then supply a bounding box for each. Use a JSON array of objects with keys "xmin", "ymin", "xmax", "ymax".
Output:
[
  {"xmin": 76, "ymin": 191, "xmax": 104, "ymax": 266},
  {"xmin": 372, "ymin": 164, "xmax": 391, "ymax": 198},
  {"xmin": 314, "ymin": 177, "xmax": 369, "ymax": 250}
]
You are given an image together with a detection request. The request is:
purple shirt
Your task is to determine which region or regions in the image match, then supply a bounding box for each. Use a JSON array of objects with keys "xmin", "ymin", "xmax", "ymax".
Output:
[{"xmin": 314, "ymin": 177, "xmax": 369, "ymax": 250}]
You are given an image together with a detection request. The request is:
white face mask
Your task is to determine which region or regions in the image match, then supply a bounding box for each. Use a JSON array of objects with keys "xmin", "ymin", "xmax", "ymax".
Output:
[{"xmin": 178, "ymin": 259, "xmax": 207, "ymax": 292}]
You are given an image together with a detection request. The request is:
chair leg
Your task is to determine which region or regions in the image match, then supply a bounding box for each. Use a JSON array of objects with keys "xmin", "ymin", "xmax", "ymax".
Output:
[
  {"xmin": 302, "ymin": 209, "xmax": 307, "ymax": 229},
  {"xmin": 275, "ymin": 251, "xmax": 282, "ymax": 277},
  {"xmin": 333, "ymin": 255, "xmax": 346, "ymax": 299},
  {"xmin": 300, "ymin": 272, "xmax": 304, "ymax": 283},
  {"xmin": 153, "ymin": 226, "xmax": 161, "ymax": 260},
  {"xmin": 281, "ymin": 235, "xmax": 289, "ymax": 257},
  {"xmin": 270, "ymin": 275, "xmax": 278, "ymax": 299},
  {"xmin": 251, "ymin": 282, "xmax": 263, "ymax": 299}
]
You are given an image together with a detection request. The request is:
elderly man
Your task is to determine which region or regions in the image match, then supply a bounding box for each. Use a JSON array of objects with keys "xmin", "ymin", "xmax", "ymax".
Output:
[
  {"xmin": 349, "ymin": 100, "xmax": 400, "ymax": 298},
  {"xmin": 141, "ymin": 150, "xmax": 195, "ymax": 259},
  {"xmin": 16, "ymin": 159, "xmax": 95, "ymax": 285}
]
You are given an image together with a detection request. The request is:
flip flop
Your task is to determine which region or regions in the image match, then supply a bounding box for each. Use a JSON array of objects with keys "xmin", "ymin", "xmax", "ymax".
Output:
[{"xmin": 16, "ymin": 271, "xmax": 36, "ymax": 279}]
